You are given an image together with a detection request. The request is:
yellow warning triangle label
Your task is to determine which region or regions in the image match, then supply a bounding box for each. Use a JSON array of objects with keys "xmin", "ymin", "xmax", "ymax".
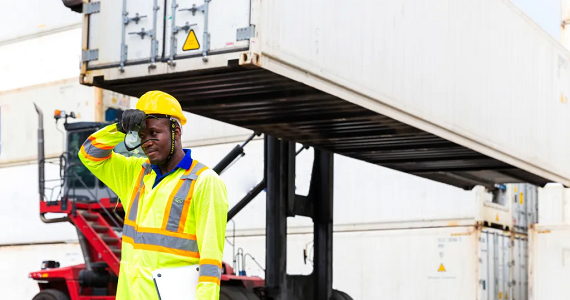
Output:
[
  {"xmin": 496, "ymin": 214, "xmax": 499, "ymax": 221},
  {"xmin": 438, "ymin": 264, "xmax": 446, "ymax": 272},
  {"xmin": 182, "ymin": 29, "xmax": 200, "ymax": 51}
]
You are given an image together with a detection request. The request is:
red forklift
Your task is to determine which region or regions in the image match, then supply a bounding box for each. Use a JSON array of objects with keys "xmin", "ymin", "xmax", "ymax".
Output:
[{"xmin": 30, "ymin": 105, "xmax": 352, "ymax": 300}]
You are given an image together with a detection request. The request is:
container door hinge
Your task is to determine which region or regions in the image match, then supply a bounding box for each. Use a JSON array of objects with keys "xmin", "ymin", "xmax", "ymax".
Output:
[
  {"xmin": 82, "ymin": 49, "xmax": 99, "ymax": 62},
  {"xmin": 83, "ymin": 2, "xmax": 101, "ymax": 15},
  {"xmin": 237, "ymin": 25, "xmax": 255, "ymax": 41}
]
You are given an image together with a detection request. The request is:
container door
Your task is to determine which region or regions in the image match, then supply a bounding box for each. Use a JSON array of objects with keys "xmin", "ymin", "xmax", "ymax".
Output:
[
  {"xmin": 86, "ymin": 0, "xmax": 165, "ymax": 69},
  {"xmin": 512, "ymin": 184, "xmax": 537, "ymax": 234},
  {"xmin": 484, "ymin": 229, "xmax": 514, "ymax": 300},
  {"xmin": 526, "ymin": 184, "xmax": 538, "ymax": 227},
  {"xmin": 513, "ymin": 237, "xmax": 529, "ymax": 300},
  {"xmin": 164, "ymin": 0, "xmax": 251, "ymax": 64},
  {"xmin": 501, "ymin": 233, "xmax": 512, "ymax": 300},
  {"xmin": 480, "ymin": 230, "xmax": 491, "ymax": 300}
]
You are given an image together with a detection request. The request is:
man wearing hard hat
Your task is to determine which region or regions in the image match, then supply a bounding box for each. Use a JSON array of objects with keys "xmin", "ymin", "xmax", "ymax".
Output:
[{"xmin": 79, "ymin": 91, "xmax": 228, "ymax": 300}]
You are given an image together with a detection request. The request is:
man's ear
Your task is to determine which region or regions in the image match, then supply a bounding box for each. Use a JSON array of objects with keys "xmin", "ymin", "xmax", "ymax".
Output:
[{"xmin": 174, "ymin": 124, "xmax": 182, "ymax": 141}]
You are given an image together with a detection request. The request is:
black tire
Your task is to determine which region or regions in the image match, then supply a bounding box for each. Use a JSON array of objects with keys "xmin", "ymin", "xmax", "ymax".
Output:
[
  {"xmin": 331, "ymin": 289, "xmax": 353, "ymax": 300},
  {"xmin": 32, "ymin": 289, "xmax": 70, "ymax": 300},
  {"xmin": 219, "ymin": 286, "xmax": 260, "ymax": 300}
]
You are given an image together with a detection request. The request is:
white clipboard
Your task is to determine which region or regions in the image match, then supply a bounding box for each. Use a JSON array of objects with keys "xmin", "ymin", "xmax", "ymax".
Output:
[{"xmin": 152, "ymin": 264, "xmax": 200, "ymax": 300}]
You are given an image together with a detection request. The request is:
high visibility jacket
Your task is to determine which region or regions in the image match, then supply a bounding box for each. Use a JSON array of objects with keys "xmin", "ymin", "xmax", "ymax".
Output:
[{"xmin": 78, "ymin": 124, "xmax": 228, "ymax": 300}]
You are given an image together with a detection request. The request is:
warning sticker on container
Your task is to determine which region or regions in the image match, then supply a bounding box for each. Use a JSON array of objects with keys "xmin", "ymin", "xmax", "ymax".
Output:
[
  {"xmin": 438, "ymin": 264, "xmax": 446, "ymax": 272},
  {"xmin": 183, "ymin": 30, "xmax": 200, "ymax": 51}
]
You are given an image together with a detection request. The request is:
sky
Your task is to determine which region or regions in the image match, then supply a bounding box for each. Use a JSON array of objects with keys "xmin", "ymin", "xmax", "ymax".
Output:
[{"xmin": 511, "ymin": 0, "xmax": 561, "ymax": 39}]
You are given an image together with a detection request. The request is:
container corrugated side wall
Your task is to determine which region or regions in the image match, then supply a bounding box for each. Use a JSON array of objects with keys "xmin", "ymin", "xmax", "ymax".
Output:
[
  {"xmin": 256, "ymin": 0, "xmax": 570, "ymax": 185},
  {"xmin": 222, "ymin": 226, "xmax": 527, "ymax": 300},
  {"xmin": 529, "ymin": 225, "xmax": 570, "ymax": 300},
  {"xmin": 538, "ymin": 184, "xmax": 570, "ymax": 224},
  {"xmin": 0, "ymin": 1, "xmax": 81, "ymax": 43},
  {"xmin": 0, "ymin": 243, "xmax": 83, "ymax": 299}
]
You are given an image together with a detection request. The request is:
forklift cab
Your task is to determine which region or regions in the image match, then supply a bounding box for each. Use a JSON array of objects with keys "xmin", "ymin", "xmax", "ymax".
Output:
[{"xmin": 63, "ymin": 121, "xmax": 145, "ymax": 204}]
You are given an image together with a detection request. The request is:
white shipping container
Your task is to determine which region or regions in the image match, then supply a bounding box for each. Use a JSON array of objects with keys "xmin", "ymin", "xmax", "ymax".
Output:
[
  {"xmin": 0, "ymin": 243, "xmax": 83, "ymax": 300},
  {"xmin": 510, "ymin": 183, "xmax": 539, "ymax": 233},
  {"xmin": 528, "ymin": 224, "xmax": 570, "ymax": 300},
  {"xmin": 224, "ymin": 226, "xmax": 528, "ymax": 300},
  {"xmin": 0, "ymin": 136, "xmax": 532, "ymax": 245},
  {"xmin": 0, "ymin": 77, "xmax": 253, "ymax": 164},
  {"xmin": 335, "ymin": 227, "xmax": 526, "ymax": 300},
  {"xmin": 0, "ymin": 1, "xmax": 81, "ymax": 43},
  {"xmin": 0, "ymin": 28, "xmax": 82, "ymax": 92},
  {"xmin": 80, "ymin": 0, "xmax": 570, "ymax": 187},
  {"xmin": 514, "ymin": 234, "xmax": 529, "ymax": 300},
  {"xmin": 197, "ymin": 140, "xmax": 534, "ymax": 233},
  {"xmin": 0, "ymin": 78, "xmax": 131, "ymax": 163},
  {"xmin": 537, "ymin": 184, "xmax": 570, "ymax": 224},
  {"xmin": 0, "ymin": 164, "xmax": 79, "ymax": 245}
]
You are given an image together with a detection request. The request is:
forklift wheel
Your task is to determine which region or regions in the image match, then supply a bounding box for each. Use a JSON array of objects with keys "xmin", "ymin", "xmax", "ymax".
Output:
[
  {"xmin": 220, "ymin": 286, "xmax": 260, "ymax": 300},
  {"xmin": 32, "ymin": 289, "xmax": 70, "ymax": 300},
  {"xmin": 331, "ymin": 289, "xmax": 353, "ymax": 300}
]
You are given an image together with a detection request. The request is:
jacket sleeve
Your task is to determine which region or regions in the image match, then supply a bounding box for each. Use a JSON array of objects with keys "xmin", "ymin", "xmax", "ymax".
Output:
[
  {"xmin": 193, "ymin": 170, "xmax": 229, "ymax": 300},
  {"xmin": 78, "ymin": 123, "xmax": 147, "ymax": 210}
]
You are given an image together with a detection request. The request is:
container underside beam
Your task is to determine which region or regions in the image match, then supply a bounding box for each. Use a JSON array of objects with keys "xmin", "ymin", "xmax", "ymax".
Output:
[{"xmin": 93, "ymin": 67, "xmax": 551, "ymax": 190}]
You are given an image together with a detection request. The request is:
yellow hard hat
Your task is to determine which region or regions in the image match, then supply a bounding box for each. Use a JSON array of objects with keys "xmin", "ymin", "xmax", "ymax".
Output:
[{"xmin": 136, "ymin": 91, "xmax": 187, "ymax": 125}]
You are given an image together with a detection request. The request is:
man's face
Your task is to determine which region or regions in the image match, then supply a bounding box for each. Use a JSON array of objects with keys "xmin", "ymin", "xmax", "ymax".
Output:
[{"xmin": 139, "ymin": 118, "xmax": 176, "ymax": 165}]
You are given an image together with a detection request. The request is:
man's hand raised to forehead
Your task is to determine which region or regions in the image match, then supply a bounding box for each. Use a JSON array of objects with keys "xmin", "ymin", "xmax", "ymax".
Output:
[{"xmin": 117, "ymin": 109, "xmax": 146, "ymax": 133}]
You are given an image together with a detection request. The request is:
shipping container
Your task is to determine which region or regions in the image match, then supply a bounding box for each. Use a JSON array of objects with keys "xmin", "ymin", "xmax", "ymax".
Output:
[
  {"xmin": 0, "ymin": 1, "xmax": 81, "ymax": 44},
  {"xmin": 0, "ymin": 243, "xmax": 83, "ymax": 300},
  {"xmin": 335, "ymin": 226, "xmax": 527, "ymax": 300},
  {"xmin": 0, "ymin": 78, "xmax": 252, "ymax": 164},
  {"xmin": 0, "ymin": 164, "xmax": 80, "ymax": 245},
  {"xmin": 537, "ymin": 184, "xmax": 570, "ymax": 224},
  {"xmin": 510, "ymin": 184, "xmax": 539, "ymax": 233},
  {"xmin": 528, "ymin": 224, "xmax": 570, "ymax": 300},
  {"xmin": 0, "ymin": 226, "xmax": 528, "ymax": 300},
  {"xmin": 78, "ymin": 0, "xmax": 570, "ymax": 189},
  {"xmin": 1, "ymin": 134, "xmax": 533, "ymax": 245},
  {"xmin": 223, "ymin": 225, "xmax": 528, "ymax": 300},
  {"xmin": 514, "ymin": 234, "xmax": 529, "ymax": 300},
  {"xmin": 0, "ymin": 78, "xmax": 128, "ymax": 163},
  {"xmin": 0, "ymin": 28, "xmax": 82, "ymax": 92},
  {"xmin": 193, "ymin": 140, "xmax": 535, "ymax": 233}
]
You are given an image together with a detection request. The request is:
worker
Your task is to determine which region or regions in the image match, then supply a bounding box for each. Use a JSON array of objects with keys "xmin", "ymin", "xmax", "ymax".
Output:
[{"xmin": 78, "ymin": 91, "xmax": 228, "ymax": 300}]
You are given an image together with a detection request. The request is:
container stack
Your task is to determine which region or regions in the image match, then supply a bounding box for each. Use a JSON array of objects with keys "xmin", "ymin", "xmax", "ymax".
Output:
[
  {"xmin": 528, "ymin": 185, "xmax": 570, "ymax": 300},
  {"xmin": 308, "ymin": 183, "xmax": 537, "ymax": 300}
]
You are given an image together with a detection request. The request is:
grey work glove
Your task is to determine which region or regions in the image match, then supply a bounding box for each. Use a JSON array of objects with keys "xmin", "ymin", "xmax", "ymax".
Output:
[{"xmin": 117, "ymin": 109, "xmax": 146, "ymax": 133}]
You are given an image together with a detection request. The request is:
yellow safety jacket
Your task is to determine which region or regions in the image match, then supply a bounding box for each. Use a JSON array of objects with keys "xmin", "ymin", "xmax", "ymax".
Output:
[{"xmin": 78, "ymin": 123, "xmax": 228, "ymax": 300}]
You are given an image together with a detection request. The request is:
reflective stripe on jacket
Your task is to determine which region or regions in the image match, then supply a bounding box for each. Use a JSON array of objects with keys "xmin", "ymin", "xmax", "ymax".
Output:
[{"xmin": 78, "ymin": 123, "xmax": 228, "ymax": 300}]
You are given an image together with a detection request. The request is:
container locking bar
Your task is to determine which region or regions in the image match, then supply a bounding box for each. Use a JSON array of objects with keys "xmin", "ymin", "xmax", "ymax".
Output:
[
  {"xmin": 179, "ymin": 0, "xmax": 211, "ymax": 62},
  {"xmin": 120, "ymin": 0, "xmax": 128, "ymax": 71},
  {"xmin": 168, "ymin": 0, "xmax": 197, "ymax": 66},
  {"xmin": 149, "ymin": 0, "xmax": 160, "ymax": 68},
  {"xmin": 122, "ymin": 0, "xmax": 160, "ymax": 70},
  {"xmin": 120, "ymin": 1, "xmax": 150, "ymax": 71}
]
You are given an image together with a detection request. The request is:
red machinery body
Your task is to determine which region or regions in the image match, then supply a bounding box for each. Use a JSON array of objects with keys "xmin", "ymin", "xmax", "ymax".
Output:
[{"xmin": 33, "ymin": 195, "xmax": 264, "ymax": 299}]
